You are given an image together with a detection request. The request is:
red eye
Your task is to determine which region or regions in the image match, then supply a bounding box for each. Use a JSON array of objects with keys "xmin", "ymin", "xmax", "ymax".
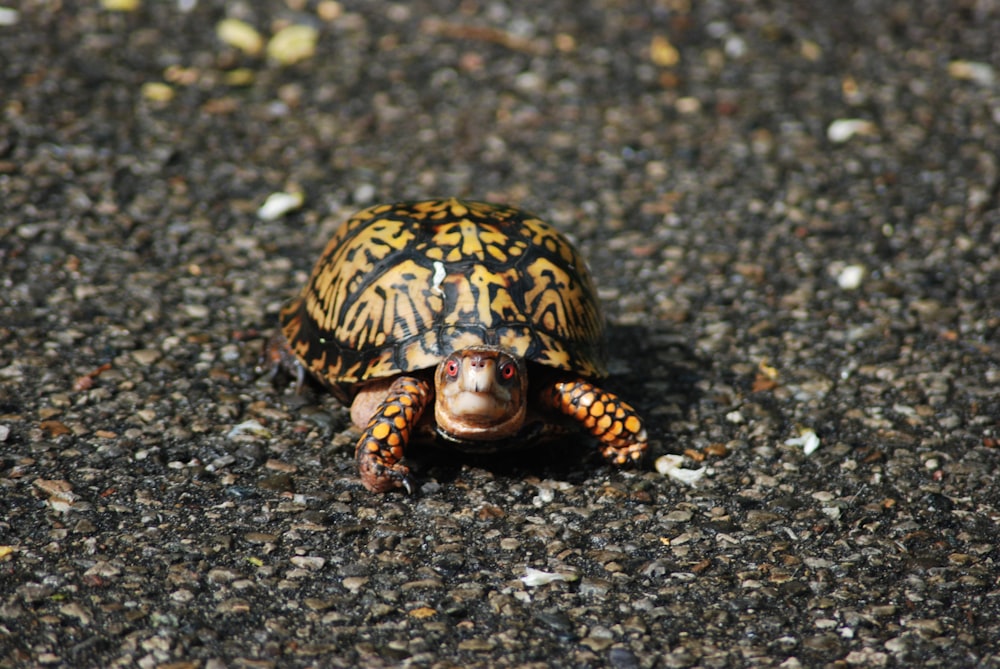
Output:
[
  {"xmin": 499, "ymin": 362, "xmax": 516, "ymax": 381},
  {"xmin": 445, "ymin": 359, "xmax": 460, "ymax": 377}
]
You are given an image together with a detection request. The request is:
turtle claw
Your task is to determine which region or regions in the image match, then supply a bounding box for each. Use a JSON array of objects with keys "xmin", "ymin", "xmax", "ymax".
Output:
[
  {"xmin": 399, "ymin": 473, "xmax": 417, "ymax": 496},
  {"xmin": 357, "ymin": 454, "xmax": 415, "ymax": 494}
]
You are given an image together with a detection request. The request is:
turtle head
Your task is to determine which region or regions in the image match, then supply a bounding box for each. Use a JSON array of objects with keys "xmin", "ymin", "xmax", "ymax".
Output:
[{"xmin": 434, "ymin": 347, "xmax": 527, "ymax": 441}]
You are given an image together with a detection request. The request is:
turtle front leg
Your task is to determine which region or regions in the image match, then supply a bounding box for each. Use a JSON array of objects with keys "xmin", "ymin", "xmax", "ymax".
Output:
[
  {"xmin": 355, "ymin": 376, "xmax": 432, "ymax": 493},
  {"xmin": 541, "ymin": 380, "xmax": 648, "ymax": 465}
]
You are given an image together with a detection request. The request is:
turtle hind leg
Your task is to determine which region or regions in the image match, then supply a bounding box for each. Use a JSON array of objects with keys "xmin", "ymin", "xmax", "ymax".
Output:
[
  {"xmin": 259, "ymin": 332, "xmax": 307, "ymax": 392},
  {"xmin": 355, "ymin": 375, "xmax": 433, "ymax": 493},
  {"xmin": 541, "ymin": 380, "xmax": 648, "ymax": 465}
]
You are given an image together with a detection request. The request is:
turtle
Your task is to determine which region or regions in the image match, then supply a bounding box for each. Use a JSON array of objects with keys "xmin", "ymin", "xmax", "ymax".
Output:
[{"xmin": 266, "ymin": 198, "xmax": 647, "ymax": 493}]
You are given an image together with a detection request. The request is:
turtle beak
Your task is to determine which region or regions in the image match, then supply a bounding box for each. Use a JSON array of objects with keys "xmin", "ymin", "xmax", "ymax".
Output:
[
  {"xmin": 460, "ymin": 353, "xmax": 495, "ymax": 393},
  {"xmin": 449, "ymin": 353, "xmax": 508, "ymax": 418}
]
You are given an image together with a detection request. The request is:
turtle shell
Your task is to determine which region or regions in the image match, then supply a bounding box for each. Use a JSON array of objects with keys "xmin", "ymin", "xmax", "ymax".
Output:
[{"xmin": 279, "ymin": 199, "xmax": 607, "ymax": 392}]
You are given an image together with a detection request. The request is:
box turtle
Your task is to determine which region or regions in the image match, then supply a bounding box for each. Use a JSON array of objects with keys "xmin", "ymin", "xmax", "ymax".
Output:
[{"xmin": 267, "ymin": 198, "xmax": 647, "ymax": 493}]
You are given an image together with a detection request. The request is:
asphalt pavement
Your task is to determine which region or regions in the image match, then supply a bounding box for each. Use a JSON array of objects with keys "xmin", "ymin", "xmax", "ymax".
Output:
[{"xmin": 1, "ymin": 1, "xmax": 999, "ymax": 667}]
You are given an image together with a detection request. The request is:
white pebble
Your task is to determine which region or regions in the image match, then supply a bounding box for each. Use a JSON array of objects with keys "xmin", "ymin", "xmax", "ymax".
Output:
[
  {"xmin": 837, "ymin": 264, "xmax": 865, "ymax": 290},
  {"xmin": 0, "ymin": 7, "xmax": 19, "ymax": 25},
  {"xmin": 183, "ymin": 304, "xmax": 210, "ymax": 319},
  {"xmin": 352, "ymin": 183, "xmax": 376, "ymax": 204}
]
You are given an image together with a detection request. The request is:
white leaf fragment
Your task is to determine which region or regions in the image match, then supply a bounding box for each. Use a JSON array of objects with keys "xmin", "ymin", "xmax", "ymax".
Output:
[
  {"xmin": 827, "ymin": 118, "xmax": 876, "ymax": 143},
  {"xmin": 520, "ymin": 567, "xmax": 578, "ymax": 587},
  {"xmin": 655, "ymin": 454, "xmax": 707, "ymax": 487},
  {"xmin": 258, "ymin": 191, "xmax": 304, "ymax": 221},
  {"xmin": 227, "ymin": 420, "xmax": 272, "ymax": 439},
  {"xmin": 785, "ymin": 428, "xmax": 820, "ymax": 455},
  {"xmin": 948, "ymin": 60, "xmax": 995, "ymax": 87}
]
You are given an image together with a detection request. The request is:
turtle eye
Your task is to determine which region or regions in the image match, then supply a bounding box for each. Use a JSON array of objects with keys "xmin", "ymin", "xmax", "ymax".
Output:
[
  {"xmin": 498, "ymin": 361, "xmax": 517, "ymax": 382},
  {"xmin": 445, "ymin": 359, "xmax": 460, "ymax": 377}
]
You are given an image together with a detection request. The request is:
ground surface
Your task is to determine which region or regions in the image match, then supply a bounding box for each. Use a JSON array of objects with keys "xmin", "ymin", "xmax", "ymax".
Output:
[{"xmin": 2, "ymin": 1, "xmax": 999, "ymax": 667}]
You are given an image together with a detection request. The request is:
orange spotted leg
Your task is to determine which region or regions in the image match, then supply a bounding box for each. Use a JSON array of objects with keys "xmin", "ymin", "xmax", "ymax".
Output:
[
  {"xmin": 541, "ymin": 380, "xmax": 648, "ymax": 465},
  {"xmin": 355, "ymin": 376, "xmax": 432, "ymax": 494}
]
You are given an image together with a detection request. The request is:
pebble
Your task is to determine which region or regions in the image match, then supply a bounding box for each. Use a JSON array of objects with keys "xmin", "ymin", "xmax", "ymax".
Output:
[
  {"xmin": 130, "ymin": 349, "xmax": 162, "ymax": 366},
  {"xmin": 267, "ymin": 25, "xmax": 318, "ymax": 65},
  {"xmin": 100, "ymin": 0, "xmax": 139, "ymax": 9},
  {"xmin": 948, "ymin": 59, "xmax": 995, "ymax": 86},
  {"xmin": 141, "ymin": 82, "xmax": 174, "ymax": 103},
  {"xmin": 836, "ymin": 264, "xmax": 865, "ymax": 290},
  {"xmin": 289, "ymin": 556, "xmax": 325, "ymax": 571},
  {"xmin": 216, "ymin": 18, "xmax": 264, "ymax": 56},
  {"xmin": 342, "ymin": 576, "xmax": 368, "ymax": 593}
]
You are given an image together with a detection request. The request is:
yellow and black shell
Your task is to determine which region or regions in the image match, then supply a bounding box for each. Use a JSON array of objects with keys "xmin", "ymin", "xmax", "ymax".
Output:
[{"xmin": 279, "ymin": 199, "xmax": 607, "ymax": 394}]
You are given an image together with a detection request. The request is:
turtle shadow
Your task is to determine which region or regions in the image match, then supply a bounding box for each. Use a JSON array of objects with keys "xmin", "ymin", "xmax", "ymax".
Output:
[{"xmin": 407, "ymin": 321, "xmax": 703, "ymax": 487}]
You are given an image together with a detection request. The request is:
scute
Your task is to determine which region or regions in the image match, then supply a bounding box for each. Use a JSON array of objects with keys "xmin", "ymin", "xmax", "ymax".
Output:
[{"xmin": 280, "ymin": 199, "xmax": 607, "ymax": 388}]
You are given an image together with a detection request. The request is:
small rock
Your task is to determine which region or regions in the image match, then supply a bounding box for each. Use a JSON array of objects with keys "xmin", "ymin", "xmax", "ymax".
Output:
[
  {"xmin": 130, "ymin": 349, "xmax": 162, "ymax": 366},
  {"xmin": 170, "ymin": 589, "xmax": 195, "ymax": 603},
  {"xmin": 59, "ymin": 602, "xmax": 92, "ymax": 625},
  {"xmin": 457, "ymin": 638, "xmax": 494, "ymax": 652},
  {"xmin": 342, "ymin": 576, "xmax": 368, "ymax": 593},
  {"xmin": 290, "ymin": 556, "xmax": 325, "ymax": 571},
  {"xmin": 141, "ymin": 82, "xmax": 174, "ymax": 103},
  {"xmin": 217, "ymin": 18, "xmax": 264, "ymax": 56},
  {"xmin": 216, "ymin": 598, "xmax": 251, "ymax": 614},
  {"xmin": 267, "ymin": 25, "xmax": 319, "ymax": 65}
]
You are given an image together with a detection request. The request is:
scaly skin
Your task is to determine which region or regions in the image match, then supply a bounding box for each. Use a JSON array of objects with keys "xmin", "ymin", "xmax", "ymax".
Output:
[
  {"xmin": 355, "ymin": 375, "xmax": 433, "ymax": 493},
  {"xmin": 540, "ymin": 380, "xmax": 648, "ymax": 465}
]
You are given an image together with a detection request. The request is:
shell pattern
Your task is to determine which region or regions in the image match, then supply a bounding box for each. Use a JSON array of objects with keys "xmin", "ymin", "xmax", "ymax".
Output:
[{"xmin": 280, "ymin": 199, "xmax": 607, "ymax": 391}]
